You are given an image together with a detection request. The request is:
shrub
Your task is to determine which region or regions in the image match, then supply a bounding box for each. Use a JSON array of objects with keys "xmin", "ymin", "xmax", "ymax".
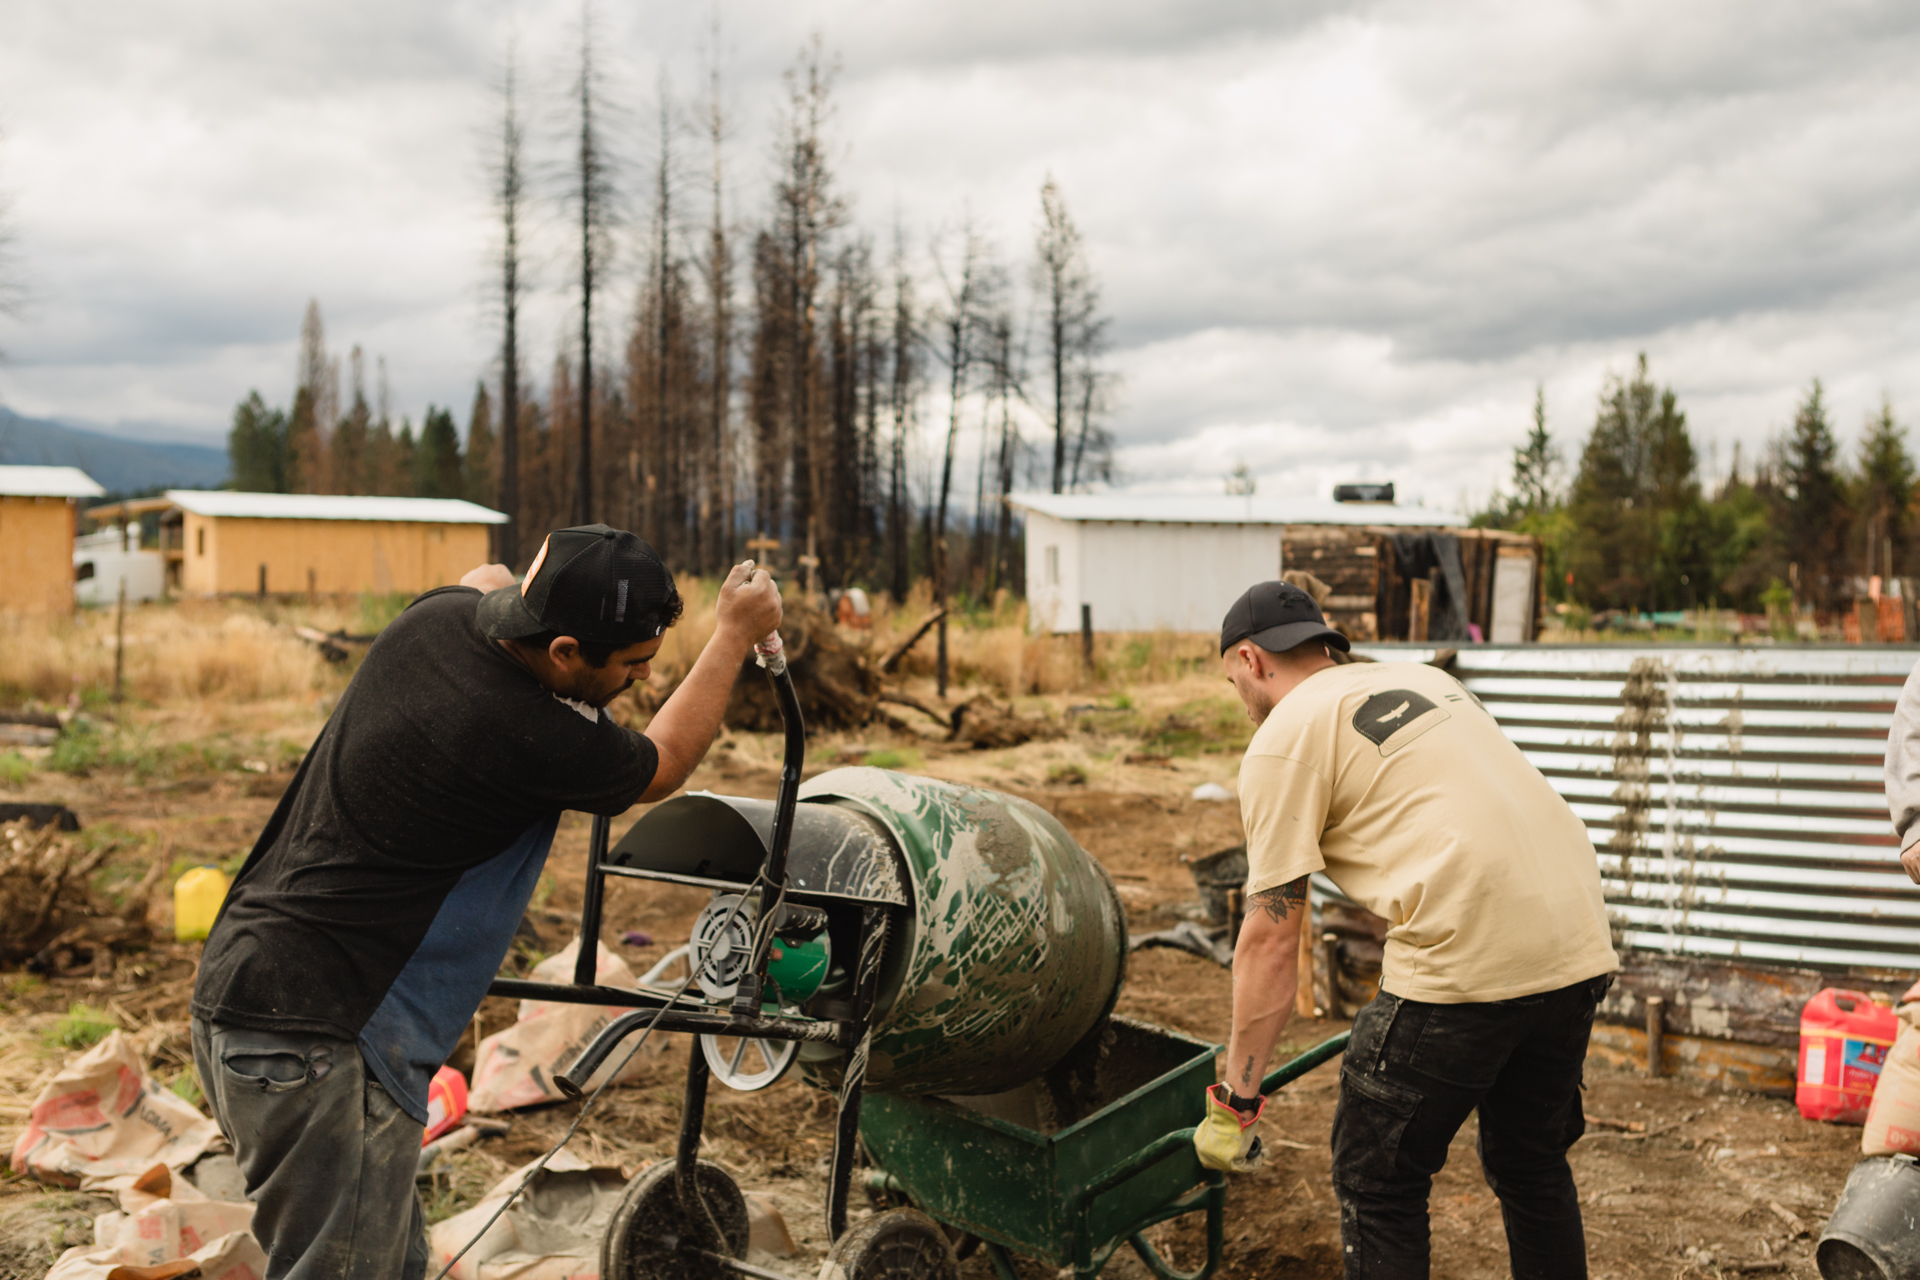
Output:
[{"xmin": 44, "ymin": 1003, "xmax": 117, "ymax": 1051}]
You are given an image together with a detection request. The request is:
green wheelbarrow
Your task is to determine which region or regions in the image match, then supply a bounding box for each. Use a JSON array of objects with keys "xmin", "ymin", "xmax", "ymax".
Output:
[{"xmin": 860, "ymin": 1019, "xmax": 1351, "ymax": 1280}]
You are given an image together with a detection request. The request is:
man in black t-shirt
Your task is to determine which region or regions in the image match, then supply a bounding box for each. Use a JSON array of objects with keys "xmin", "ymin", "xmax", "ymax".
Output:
[{"xmin": 190, "ymin": 524, "xmax": 781, "ymax": 1279}]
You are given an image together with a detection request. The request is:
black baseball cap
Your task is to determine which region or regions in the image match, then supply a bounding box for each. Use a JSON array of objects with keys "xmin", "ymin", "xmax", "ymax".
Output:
[
  {"xmin": 1220, "ymin": 581, "xmax": 1351, "ymax": 656},
  {"xmin": 477, "ymin": 524, "xmax": 680, "ymax": 646}
]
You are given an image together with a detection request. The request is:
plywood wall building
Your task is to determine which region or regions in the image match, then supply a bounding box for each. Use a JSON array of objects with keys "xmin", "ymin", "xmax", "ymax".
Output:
[
  {"xmin": 0, "ymin": 466, "xmax": 106, "ymax": 615},
  {"xmin": 166, "ymin": 492, "xmax": 507, "ymax": 597}
]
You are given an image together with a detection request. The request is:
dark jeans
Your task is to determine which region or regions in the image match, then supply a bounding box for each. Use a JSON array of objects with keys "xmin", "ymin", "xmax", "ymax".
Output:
[
  {"xmin": 1330, "ymin": 975, "xmax": 1609, "ymax": 1280},
  {"xmin": 191, "ymin": 1018, "xmax": 427, "ymax": 1280}
]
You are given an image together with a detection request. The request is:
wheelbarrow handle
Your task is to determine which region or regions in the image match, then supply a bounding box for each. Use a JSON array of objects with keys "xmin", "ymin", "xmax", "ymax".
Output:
[
  {"xmin": 1067, "ymin": 1128, "xmax": 1221, "ymax": 1280},
  {"xmin": 1260, "ymin": 1030, "xmax": 1350, "ymax": 1096}
]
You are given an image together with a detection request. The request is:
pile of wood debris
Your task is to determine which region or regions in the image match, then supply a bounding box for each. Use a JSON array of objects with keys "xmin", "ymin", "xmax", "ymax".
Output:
[
  {"xmin": 628, "ymin": 600, "xmax": 1061, "ymax": 748},
  {"xmin": 0, "ymin": 814, "xmax": 160, "ymax": 976}
]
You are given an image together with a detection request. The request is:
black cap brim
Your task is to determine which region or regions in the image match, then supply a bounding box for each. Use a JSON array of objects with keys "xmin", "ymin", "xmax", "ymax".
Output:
[
  {"xmin": 476, "ymin": 585, "xmax": 548, "ymax": 640},
  {"xmin": 1239, "ymin": 620, "xmax": 1351, "ymax": 655}
]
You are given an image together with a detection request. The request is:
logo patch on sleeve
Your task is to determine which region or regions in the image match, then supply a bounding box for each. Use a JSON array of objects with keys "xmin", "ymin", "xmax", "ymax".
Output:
[{"xmin": 1352, "ymin": 689, "xmax": 1449, "ymax": 755}]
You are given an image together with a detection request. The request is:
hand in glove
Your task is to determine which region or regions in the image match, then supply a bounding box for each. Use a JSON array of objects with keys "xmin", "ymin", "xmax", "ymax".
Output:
[{"xmin": 1193, "ymin": 1082, "xmax": 1266, "ymax": 1172}]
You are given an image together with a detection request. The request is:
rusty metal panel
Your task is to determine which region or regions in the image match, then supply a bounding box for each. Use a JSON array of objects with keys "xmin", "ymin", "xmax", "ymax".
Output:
[{"xmin": 1350, "ymin": 644, "xmax": 1920, "ymax": 974}]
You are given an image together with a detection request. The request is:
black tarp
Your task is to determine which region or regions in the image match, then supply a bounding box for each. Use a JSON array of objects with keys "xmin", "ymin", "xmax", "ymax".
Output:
[{"xmin": 1389, "ymin": 533, "xmax": 1471, "ymax": 641}]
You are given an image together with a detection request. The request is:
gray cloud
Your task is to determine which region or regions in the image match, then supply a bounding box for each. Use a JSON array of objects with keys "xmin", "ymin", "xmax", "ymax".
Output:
[{"xmin": 2, "ymin": 0, "xmax": 1918, "ymax": 509}]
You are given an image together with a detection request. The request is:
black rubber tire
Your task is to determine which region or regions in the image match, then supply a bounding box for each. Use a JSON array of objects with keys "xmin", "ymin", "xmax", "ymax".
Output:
[
  {"xmin": 601, "ymin": 1159, "xmax": 750, "ymax": 1280},
  {"xmin": 823, "ymin": 1207, "xmax": 960, "ymax": 1280}
]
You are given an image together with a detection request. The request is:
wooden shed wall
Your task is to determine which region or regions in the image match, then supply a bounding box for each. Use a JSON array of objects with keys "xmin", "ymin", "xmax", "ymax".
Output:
[
  {"xmin": 180, "ymin": 515, "xmax": 490, "ymax": 595},
  {"xmin": 0, "ymin": 497, "xmax": 77, "ymax": 615}
]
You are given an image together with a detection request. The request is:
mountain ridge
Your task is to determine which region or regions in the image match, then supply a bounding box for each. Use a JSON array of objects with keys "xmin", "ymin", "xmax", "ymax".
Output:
[{"xmin": 0, "ymin": 407, "xmax": 229, "ymax": 495}]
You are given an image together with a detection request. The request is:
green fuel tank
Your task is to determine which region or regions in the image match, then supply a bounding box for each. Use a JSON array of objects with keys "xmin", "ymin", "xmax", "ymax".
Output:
[{"xmin": 797, "ymin": 767, "xmax": 1127, "ymax": 1096}]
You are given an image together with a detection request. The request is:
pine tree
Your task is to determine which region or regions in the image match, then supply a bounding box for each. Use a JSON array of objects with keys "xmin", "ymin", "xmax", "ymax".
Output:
[
  {"xmin": 1854, "ymin": 396, "xmax": 1915, "ymax": 581},
  {"xmin": 1780, "ymin": 379, "xmax": 1848, "ymax": 610},
  {"xmin": 1566, "ymin": 354, "xmax": 1704, "ymax": 611},
  {"xmin": 415, "ymin": 406, "xmax": 463, "ymax": 499},
  {"xmin": 331, "ymin": 346, "xmax": 372, "ymax": 494},
  {"xmin": 227, "ymin": 392, "xmax": 288, "ymax": 492},
  {"xmin": 1509, "ymin": 384, "xmax": 1560, "ymax": 519},
  {"xmin": 392, "ymin": 420, "xmax": 418, "ymax": 499},
  {"xmin": 465, "ymin": 382, "xmax": 497, "ymax": 509}
]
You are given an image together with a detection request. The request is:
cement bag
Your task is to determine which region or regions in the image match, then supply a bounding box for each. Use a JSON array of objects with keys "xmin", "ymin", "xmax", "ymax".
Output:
[
  {"xmin": 44, "ymin": 1160, "xmax": 261, "ymax": 1280},
  {"xmin": 90, "ymin": 1161, "xmax": 257, "ymax": 1262},
  {"xmin": 469, "ymin": 939, "xmax": 666, "ymax": 1112},
  {"xmin": 427, "ymin": 1148, "xmax": 626, "ymax": 1280},
  {"xmin": 1864, "ymin": 991, "xmax": 1920, "ymax": 1156},
  {"xmin": 45, "ymin": 1228, "xmax": 265, "ymax": 1280},
  {"xmin": 10, "ymin": 1031, "xmax": 221, "ymax": 1188}
]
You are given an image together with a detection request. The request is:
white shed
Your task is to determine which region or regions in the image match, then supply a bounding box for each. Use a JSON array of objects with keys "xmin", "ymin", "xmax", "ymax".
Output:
[{"xmin": 1010, "ymin": 493, "xmax": 1468, "ymax": 635}]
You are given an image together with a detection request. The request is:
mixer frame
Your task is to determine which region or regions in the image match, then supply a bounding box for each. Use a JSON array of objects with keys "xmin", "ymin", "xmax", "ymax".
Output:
[{"xmin": 486, "ymin": 659, "xmax": 903, "ymax": 1275}]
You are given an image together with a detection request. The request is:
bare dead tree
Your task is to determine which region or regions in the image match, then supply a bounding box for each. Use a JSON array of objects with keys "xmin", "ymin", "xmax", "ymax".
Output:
[
  {"xmin": 985, "ymin": 307, "xmax": 1024, "ymax": 596},
  {"xmin": 747, "ymin": 229, "xmax": 789, "ymax": 541},
  {"xmin": 771, "ymin": 37, "xmax": 846, "ymax": 588},
  {"xmin": 1034, "ymin": 176, "xmax": 1098, "ymax": 495},
  {"xmin": 288, "ymin": 300, "xmax": 332, "ymax": 493},
  {"xmin": 570, "ymin": 4, "xmax": 617, "ymax": 525},
  {"xmin": 1069, "ymin": 364, "xmax": 1118, "ymax": 491},
  {"xmin": 702, "ymin": 28, "xmax": 735, "ymax": 571},
  {"xmin": 929, "ymin": 220, "xmax": 990, "ymax": 695},
  {"xmin": 885, "ymin": 224, "xmax": 919, "ymax": 602},
  {"xmin": 492, "ymin": 44, "xmax": 527, "ymax": 564},
  {"xmin": 645, "ymin": 71, "xmax": 676, "ymax": 550}
]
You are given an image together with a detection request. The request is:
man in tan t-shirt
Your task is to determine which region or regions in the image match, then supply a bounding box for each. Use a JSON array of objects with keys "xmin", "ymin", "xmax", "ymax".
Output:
[{"xmin": 1192, "ymin": 580, "xmax": 1616, "ymax": 1280}]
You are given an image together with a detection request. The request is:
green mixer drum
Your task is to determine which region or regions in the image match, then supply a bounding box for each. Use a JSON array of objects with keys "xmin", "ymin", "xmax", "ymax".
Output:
[{"xmin": 798, "ymin": 767, "xmax": 1127, "ymax": 1096}]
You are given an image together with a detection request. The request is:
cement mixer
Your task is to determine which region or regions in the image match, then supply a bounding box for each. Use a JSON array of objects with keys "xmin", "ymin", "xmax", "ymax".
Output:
[{"xmin": 488, "ymin": 652, "xmax": 1342, "ymax": 1280}]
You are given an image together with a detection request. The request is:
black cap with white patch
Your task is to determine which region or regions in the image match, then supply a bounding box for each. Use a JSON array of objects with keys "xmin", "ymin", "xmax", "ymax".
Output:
[
  {"xmin": 477, "ymin": 524, "xmax": 679, "ymax": 646},
  {"xmin": 1219, "ymin": 580, "xmax": 1351, "ymax": 657}
]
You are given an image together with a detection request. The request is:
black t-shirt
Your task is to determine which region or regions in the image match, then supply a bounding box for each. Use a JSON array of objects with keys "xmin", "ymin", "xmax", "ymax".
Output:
[{"xmin": 192, "ymin": 586, "xmax": 658, "ymax": 1117}]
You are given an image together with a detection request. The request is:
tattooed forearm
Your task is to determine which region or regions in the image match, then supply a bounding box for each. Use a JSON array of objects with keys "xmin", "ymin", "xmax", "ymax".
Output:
[
  {"xmin": 1241, "ymin": 1055, "xmax": 1255, "ymax": 1088},
  {"xmin": 1248, "ymin": 875, "xmax": 1309, "ymax": 923}
]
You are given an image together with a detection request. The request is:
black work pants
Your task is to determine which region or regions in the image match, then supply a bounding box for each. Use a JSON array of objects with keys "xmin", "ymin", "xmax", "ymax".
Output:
[
  {"xmin": 1330, "ymin": 975, "xmax": 1609, "ymax": 1280},
  {"xmin": 191, "ymin": 1018, "xmax": 427, "ymax": 1280}
]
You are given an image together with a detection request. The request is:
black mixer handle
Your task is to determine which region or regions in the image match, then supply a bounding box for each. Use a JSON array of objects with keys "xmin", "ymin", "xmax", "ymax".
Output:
[{"xmin": 730, "ymin": 633, "xmax": 806, "ymax": 1016}]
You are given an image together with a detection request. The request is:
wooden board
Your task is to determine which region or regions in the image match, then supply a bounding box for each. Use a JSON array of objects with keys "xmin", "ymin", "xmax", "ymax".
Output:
[
  {"xmin": 1588, "ymin": 1022, "xmax": 1796, "ymax": 1096},
  {"xmin": 1599, "ymin": 956, "xmax": 1910, "ymax": 1051}
]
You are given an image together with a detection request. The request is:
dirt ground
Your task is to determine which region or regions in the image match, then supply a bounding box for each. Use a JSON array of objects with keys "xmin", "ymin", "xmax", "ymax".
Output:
[{"xmin": 0, "ymin": 716, "xmax": 1868, "ymax": 1280}]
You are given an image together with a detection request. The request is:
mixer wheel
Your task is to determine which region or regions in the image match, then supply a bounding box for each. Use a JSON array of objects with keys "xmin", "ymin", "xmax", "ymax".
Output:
[
  {"xmin": 601, "ymin": 1159, "xmax": 749, "ymax": 1280},
  {"xmin": 701, "ymin": 1032, "xmax": 800, "ymax": 1091},
  {"xmin": 824, "ymin": 1208, "xmax": 959, "ymax": 1280}
]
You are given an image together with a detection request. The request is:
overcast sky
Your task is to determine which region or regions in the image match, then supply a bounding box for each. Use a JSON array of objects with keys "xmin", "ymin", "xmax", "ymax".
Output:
[{"xmin": 4, "ymin": 0, "xmax": 1919, "ymax": 511}]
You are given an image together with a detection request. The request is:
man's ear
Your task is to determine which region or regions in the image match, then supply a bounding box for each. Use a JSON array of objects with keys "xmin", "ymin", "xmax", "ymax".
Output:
[{"xmin": 547, "ymin": 635, "xmax": 582, "ymax": 667}]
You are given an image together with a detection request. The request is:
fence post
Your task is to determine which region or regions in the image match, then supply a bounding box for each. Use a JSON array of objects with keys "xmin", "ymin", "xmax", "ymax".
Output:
[{"xmin": 1080, "ymin": 603, "xmax": 1094, "ymax": 670}]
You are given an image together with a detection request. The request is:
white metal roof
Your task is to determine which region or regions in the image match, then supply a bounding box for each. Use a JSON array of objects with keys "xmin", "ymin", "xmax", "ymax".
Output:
[
  {"xmin": 1006, "ymin": 492, "xmax": 1466, "ymax": 528},
  {"xmin": 164, "ymin": 490, "xmax": 509, "ymax": 524},
  {"xmin": 0, "ymin": 465, "xmax": 106, "ymax": 498}
]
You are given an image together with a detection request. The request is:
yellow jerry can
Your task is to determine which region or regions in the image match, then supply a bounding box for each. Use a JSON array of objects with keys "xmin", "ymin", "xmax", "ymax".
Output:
[{"xmin": 174, "ymin": 866, "xmax": 231, "ymax": 942}]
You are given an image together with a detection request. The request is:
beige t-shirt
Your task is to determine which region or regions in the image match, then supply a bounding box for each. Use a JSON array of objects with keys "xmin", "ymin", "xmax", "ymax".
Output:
[{"xmin": 1239, "ymin": 660, "xmax": 1617, "ymax": 1003}]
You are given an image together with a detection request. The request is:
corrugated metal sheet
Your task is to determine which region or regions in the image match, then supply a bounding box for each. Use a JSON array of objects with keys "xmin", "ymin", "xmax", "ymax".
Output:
[{"xmin": 1348, "ymin": 643, "xmax": 1919, "ymax": 974}]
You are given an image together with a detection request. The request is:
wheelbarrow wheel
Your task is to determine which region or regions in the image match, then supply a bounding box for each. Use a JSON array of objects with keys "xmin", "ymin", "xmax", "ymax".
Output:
[
  {"xmin": 823, "ymin": 1208, "xmax": 959, "ymax": 1280},
  {"xmin": 601, "ymin": 1159, "xmax": 750, "ymax": 1280}
]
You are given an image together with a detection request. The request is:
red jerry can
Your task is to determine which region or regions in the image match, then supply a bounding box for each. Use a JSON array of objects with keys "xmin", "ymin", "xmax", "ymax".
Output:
[{"xmin": 1799, "ymin": 989, "xmax": 1899, "ymax": 1123}]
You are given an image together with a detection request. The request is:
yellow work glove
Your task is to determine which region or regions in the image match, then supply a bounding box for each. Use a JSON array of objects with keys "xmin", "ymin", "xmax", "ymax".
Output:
[{"xmin": 1194, "ymin": 1082, "xmax": 1266, "ymax": 1172}]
